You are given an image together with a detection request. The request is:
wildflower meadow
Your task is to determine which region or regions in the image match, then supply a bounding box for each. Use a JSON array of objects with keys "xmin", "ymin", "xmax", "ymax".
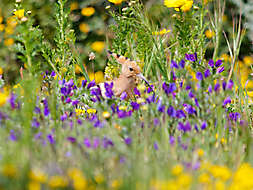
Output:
[{"xmin": 0, "ymin": 0, "xmax": 253, "ymax": 189}]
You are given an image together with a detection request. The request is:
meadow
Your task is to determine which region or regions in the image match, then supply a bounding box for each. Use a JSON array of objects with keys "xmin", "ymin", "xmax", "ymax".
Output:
[{"xmin": 0, "ymin": 0, "xmax": 253, "ymax": 189}]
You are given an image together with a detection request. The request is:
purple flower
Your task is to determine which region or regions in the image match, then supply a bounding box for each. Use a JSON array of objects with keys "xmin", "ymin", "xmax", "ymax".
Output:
[
  {"xmin": 195, "ymin": 98, "xmax": 199, "ymax": 107},
  {"xmin": 131, "ymin": 102, "xmax": 140, "ymax": 110},
  {"xmin": 194, "ymin": 124, "xmax": 199, "ymax": 132},
  {"xmin": 51, "ymin": 71, "xmax": 56, "ymax": 77},
  {"xmin": 171, "ymin": 60, "xmax": 179, "ymax": 69},
  {"xmin": 34, "ymin": 132, "xmax": 42, "ymax": 140},
  {"xmin": 153, "ymin": 118, "xmax": 160, "ymax": 126},
  {"xmin": 215, "ymin": 59, "xmax": 222, "ymax": 67},
  {"xmin": 72, "ymin": 100, "xmax": 79, "ymax": 106},
  {"xmin": 201, "ymin": 122, "xmax": 207, "ymax": 130},
  {"xmin": 124, "ymin": 137, "xmax": 132, "ymax": 145},
  {"xmin": 82, "ymin": 80, "xmax": 87, "ymax": 88},
  {"xmin": 60, "ymin": 87, "xmax": 67, "ymax": 96},
  {"xmin": 77, "ymin": 119, "xmax": 82, "ymax": 125},
  {"xmin": 65, "ymin": 97, "xmax": 72, "ymax": 103},
  {"xmin": 214, "ymin": 83, "xmax": 220, "ymax": 92},
  {"xmin": 93, "ymin": 137, "xmax": 100, "ymax": 148},
  {"xmin": 196, "ymin": 72, "xmax": 203, "ymax": 81},
  {"xmin": 185, "ymin": 53, "xmax": 197, "ymax": 62},
  {"xmin": 162, "ymin": 82, "xmax": 176, "ymax": 94},
  {"xmin": 103, "ymin": 137, "xmax": 114, "ymax": 148},
  {"xmin": 134, "ymin": 88, "xmax": 141, "ymax": 97},
  {"xmin": 222, "ymin": 81, "xmax": 227, "ymax": 90},
  {"xmin": 120, "ymin": 91, "xmax": 128, "ymax": 100},
  {"xmin": 157, "ymin": 101, "xmax": 165, "ymax": 113},
  {"xmin": 87, "ymin": 80, "xmax": 96, "ymax": 89},
  {"xmin": 204, "ymin": 69, "xmax": 210, "ymax": 78},
  {"xmin": 188, "ymin": 91, "xmax": 195, "ymax": 98},
  {"xmin": 223, "ymin": 97, "xmax": 231, "ymax": 106},
  {"xmin": 104, "ymin": 82, "xmax": 114, "ymax": 98},
  {"xmin": 34, "ymin": 107, "xmax": 41, "ymax": 114},
  {"xmin": 47, "ymin": 134, "xmax": 55, "ymax": 144},
  {"xmin": 185, "ymin": 85, "xmax": 191, "ymax": 90},
  {"xmin": 179, "ymin": 59, "xmax": 185, "ymax": 68},
  {"xmin": 9, "ymin": 130, "xmax": 17, "ymax": 141},
  {"xmin": 84, "ymin": 138, "xmax": 91, "ymax": 148},
  {"xmin": 216, "ymin": 66, "xmax": 224, "ymax": 74},
  {"xmin": 176, "ymin": 110, "xmax": 186, "ymax": 118},
  {"xmin": 184, "ymin": 104, "xmax": 196, "ymax": 115},
  {"xmin": 66, "ymin": 79, "xmax": 74, "ymax": 87},
  {"xmin": 31, "ymin": 117, "xmax": 40, "ymax": 128},
  {"xmin": 67, "ymin": 137, "xmax": 76, "ymax": 143},
  {"xmin": 43, "ymin": 99, "xmax": 50, "ymax": 116},
  {"xmin": 9, "ymin": 93, "xmax": 17, "ymax": 109},
  {"xmin": 227, "ymin": 80, "xmax": 233, "ymax": 90},
  {"xmin": 208, "ymin": 59, "xmax": 214, "ymax": 67},
  {"xmin": 60, "ymin": 113, "xmax": 68, "ymax": 121},
  {"xmin": 167, "ymin": 106, "xmax": 176, "ymax": 117},
  {"xmin": 169, "ymin": 136, "xmax": 175, "ymax": 145},
  {"xmin": 117, "ymin": 110, "xmax": 132, "ymax": 118},
  {"xmin": 178, "ymin": 121, "xmax": 191, "ymax": 132},
  {"xmin": 208, "ymin": 85, "xmax": 212, "ymax": 93},
  {"xmin": 154, "ymin": 142, "xmax": 159, "ymax": 150},
  {"xmin": 229, "ymin": 112, "xmax": 240, "ymax": 122}
]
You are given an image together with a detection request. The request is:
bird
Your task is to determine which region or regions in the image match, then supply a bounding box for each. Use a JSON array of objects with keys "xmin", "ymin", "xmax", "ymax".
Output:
[{"xmin": 92, "ymin": 51, "xmax": 150, "ymax": 100}]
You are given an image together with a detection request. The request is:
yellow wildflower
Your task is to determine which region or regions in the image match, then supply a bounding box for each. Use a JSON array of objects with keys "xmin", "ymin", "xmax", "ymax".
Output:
[
  {"xmin": 0, "ymin": 24, "xmax": 4, "ymax": 32},
  {"xmin": 0, "ymin": 67, "xmax": 3, "ymax": 75},
  {"xmin": 4, "ymin": 38, "xmax": 14, "ymax": 46},
  {"xmin": 231, "ymin": 163, "xmax": 253, "ymax": 189},
  {"xmin": 243, "ymin": 56, "xmax": 253, "ymax": 66},
  {"xmin": 171, "ymin": 164, "xmax": 183, "ymax": 176},
  {"xmin": 29, "ymin": 169, "xmax": 47, "ymax": 183},
  {"xmin": 94, "ymin": 173, "xmax": 104, "ymax": 184},
  {"xmin": 0, "ymin": 16, "xmax": 3, "ymax": 23},
  {"xmin": 197, "ymin": 148, "xmax": 204, "ymax": 157},
  {"xmin": 209, "ymin": 165, "xmax": 231, "ymax": 181},
  {"xmin": 205, "ymin": 29, "xmax": 215, "ymax": 39},
  {"xmin": 28, "ymin": 181, "xmax": 40, "ymax": 190},
  {"xmin": 220, "ymin": 53, "xmax": 231, "ymax": 63},
  {"xmin": 87, "ymin": 108, "xmax": 96, "ymax": 114},
  {"xmin": 91, "ymin": 41, "xmax": 105, "ymax": 53},
  {"xmin": 177, "ymin": 173, "xmax": 192, "ymax": 188},
  {"xmin": 118, "ymin": 106, "xmax": 127, "ymax": 111},
  {"xmin": 111, "ymin": 179, "xmax": 122, "ymax": 189},
  {"xmin": 70, "ymin": 2, "xmax": 79, "ymax": 11},
  {"xmin": 137, "ymin": 98, "xmax": 145, "ymax": 104},
  {"xmin": 6, "ymin": 16, "xmax": 17, "ymax": 27},
  {"xmin": 48, "ymin": 176, "xmax": 68, "ymax": 188},
  {"xmin": 14, "ymin": 9, "xmax": 25, "ymax": 19},
  {"xmin": 81, "ymin": 7, "xmax": 95, "ymax": 17},
  {"xmin": 68, "ymin": 168, "xmax": 87, "ymax": 190},
  {"xmin": 215, "ymin": 180, "xmax": 225, "ymax": 190},
  {"xmin": 152, "ymin": 29, "xmax": 171, "ymax": 35},
  {"xmin": 0, "ymin": 90, "xmax": 8, "ymax": 107},
  {"xmin": 79, "ymin": 22, "xmax": 90, "ymax": 33},
  {"xmin": 102, "ymin": 111, "xmax": 111, "ymax": 119},
  {"xmin": 2, "ymin": 164, "xmax": 17, "ymax": 178},
  {"xmin": 5, "ymin": 26, "xmax": 14, "ymax": 35},
  {"xmin": 164, "ymin": 0, "xmax": 193, "ymax": 12},
  {"xmin": 95, "ymin": 71, "xmax": 104, "ymax": 83},
  {"xmin": 108, "ymin": 0, "xmax": 124, "ymax": 5},
  {"xmin": 114, "ymin": 124, "xmax": 121, "ymax": 131},
  {"xmin": 75, "ymin": 64, "xmax": 82, "ymax": 74},
  {"xmin": 198, "ymin": 172, "xmax": 211, "ymax": 184}
]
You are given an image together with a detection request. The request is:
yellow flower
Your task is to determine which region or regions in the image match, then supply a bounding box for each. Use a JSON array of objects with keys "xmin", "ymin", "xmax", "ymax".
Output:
[
  {"xmin": 2, "ymin": 164, "xmax": 17, "ymax": 178},
  {"xmin": 48, "ymin": 176, "xmax": 68, "ymax": 188},
  {"xmin": 0, "ymin": 67, "xmax": 3, "ymax": 75},
  {"xmin": 209, "ymin": 165, "xmax": 231, "ymax": 181},
  {"xmin": 0, "ymin": 24, "xmax": 4, "ymax": 32},
  {"xmin": 5, "ymin": 26, "xmax": 14, "ymax": 35},
  {"xmin": 177, "ymin": 173, "xmax": 192, "ymax": 188},
  {"xmin": 102, "ymin": 111, "xmax": 111, "ymax": 119},
  {"xmin": 81, "ymin": 7, "xmax": 95, "ymax": 17},
  {"xmin": 0, "ymin": 90, "xmax": 9, "ymax": 107},
  {"xmin": 171, "ymin": 164, "xmax": 183, "ymax": 176},
  {"xmin": 231, "ymin": 163, "xmax": 253, "ymax": 189},
  {"xmin": 67, "ymin": 168, "xmax": 87, "ymax": 190},
  {"xmin": 7, "ymin": 16, "xmax": 17, "ymax": 27},
  {"xmin": 197, "ymin": 148, "xmax": 204, "ymax": 157},
  {"xmin": 205, "ymin": 29, "xmax": 215, "ymax": 39},
  {"xmin": 29, "ymin": 169, "xmax": 47, "ymax": 183},
  {"xmin": 70, "ymin": 2, "xmax": 79, "ymax": 11},
  {"xmin": 215, "ymin": 180, "xmax": 225, "ymax": 190},
  {"xmin": 243, "ymin": 56, "xmax": 253, "ymax": 66},
  {"xmin": 28, "ymin": 181, "xmax": 40, "ymax": 190},
  {"xmin": 198, "ymin": 172, "xmax": 211, "ymax": 184},
  {"xmin": 108, "ymin": 0, "xmax": 124, "ymax": 5},
  {"xmin": 87, "ymin": 108, "xmax": 96, "ymax": 114},
  {"xmin": 0, "ymin": 16, "xmax": 3, "ymax": 23},
  {"xmin": 4, "ymin": 38, "xmax": 14, "ymax": 46},
  {"xmin": 164, "ymin": 0, "xmax": 193, "ymax": 12},
  {"xmin": 220, "ymin": 53, "xmax": 231, "ymax": 63},
  {"xmin": 14, "ymin": 9, "xmax": 25, "ymax": 19},
  {"xmin": 95, "ymin": 71, "xmax": 104, "ymax": 83},
  {"xmin": 91, "ymin": 41, "xmax": 105, "ymax": 53},
  {"xmin": 111, "ymin": 179, "xmax": 122, "ymax": 189},
  {"xmin": 79, "ymin": 22, "xmax": 90, "ymax": 33},
  {"xmin": 94, "ymin": 173, "xmax": 104, "ymax": 184},
  {"xmin": 152, "ymin": 28, "xmax": 171, "ymax": 35},
  {"xmin": 118, "ymin": 106, "xmax": 127, "ymax": 111}
]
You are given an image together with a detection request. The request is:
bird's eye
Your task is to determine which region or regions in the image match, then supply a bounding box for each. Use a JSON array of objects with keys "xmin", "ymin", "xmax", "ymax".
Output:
[{"xmin": 129, "ymin": 67, "xmax": 134, "ymax": 71}]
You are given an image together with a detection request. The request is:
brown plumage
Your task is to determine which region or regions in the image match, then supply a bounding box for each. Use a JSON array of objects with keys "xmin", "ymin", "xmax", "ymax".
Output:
[{"xmin": 107, "ymin": 51, "xmax": 143, "ymax": 99}]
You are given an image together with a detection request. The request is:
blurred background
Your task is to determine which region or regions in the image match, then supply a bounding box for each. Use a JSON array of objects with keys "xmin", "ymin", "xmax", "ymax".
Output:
[{"xmin": 0, "ymin": 0, "xmax": 252, "ymax": 85}]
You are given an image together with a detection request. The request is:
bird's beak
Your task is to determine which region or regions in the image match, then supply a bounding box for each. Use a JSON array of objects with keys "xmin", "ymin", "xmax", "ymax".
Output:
[{"xmin": 136, "ymin": 73, "xmax": 154, "ymax": 93}]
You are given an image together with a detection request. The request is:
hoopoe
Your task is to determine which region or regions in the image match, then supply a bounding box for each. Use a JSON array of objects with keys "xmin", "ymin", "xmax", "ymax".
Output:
[{"xmin": 93, "ymin": 51, "xmax": 150, "ymax": 99}]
